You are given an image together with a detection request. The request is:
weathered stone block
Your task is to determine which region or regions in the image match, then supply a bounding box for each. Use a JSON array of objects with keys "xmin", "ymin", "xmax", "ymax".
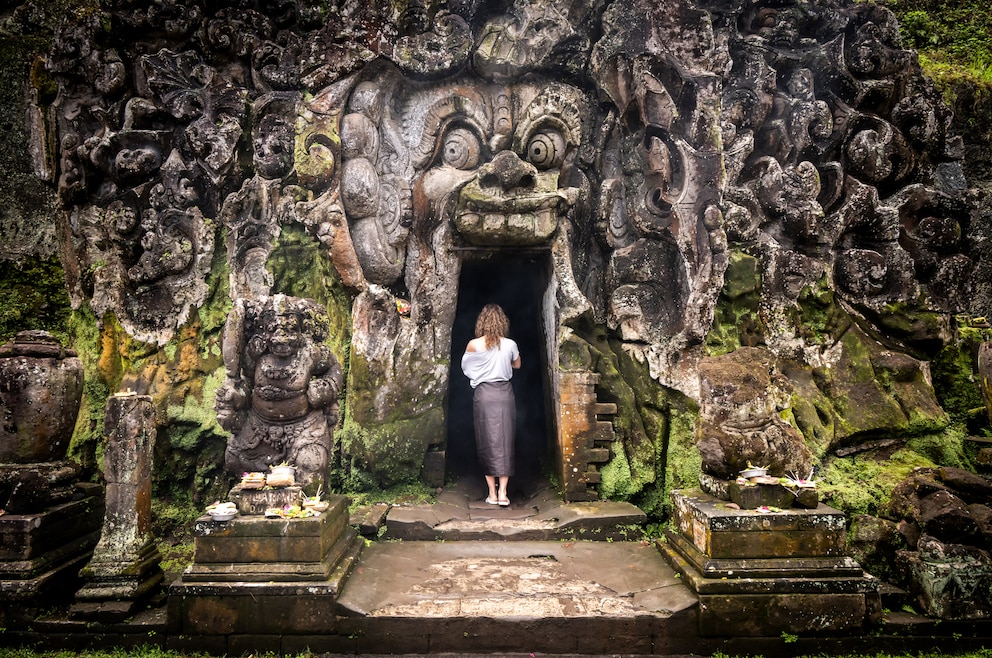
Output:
[
  {"xmin": 698, "ymin": 593, "xmax": 868, "ymax": 636},
  {"xmin": 897, "ymin": 539, "xmax": 992, "ymax": 619},
  {"xmin": 728, "ymin": 482, "xmax": 796, "ymax": 509},
  {"xmin": 192, "ymin": 497, "xmax": 348, "ymax": 564},
  {"xmin": 0, "ymin": 496, "xmax": 103, "ymax": 562},
  {"xmin": 662, "ymin": 489, "xmax": 879, "ymax": 637},
  {"xmin": 229, "ymin": 485, "xmax": 302, "ymax": 515},
  {"xmin": 671, "ymin": 489, "xmax": 847, "ymax": 559},
  {"xmin": 665, "ymin": 531, "xmax": 863, "ymax": 581},
  {"xmin": 170, "ymin": 582, "xmax": 344, "ymax": 635}
]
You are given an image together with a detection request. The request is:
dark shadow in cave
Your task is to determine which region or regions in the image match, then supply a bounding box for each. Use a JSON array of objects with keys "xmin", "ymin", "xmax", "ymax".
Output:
[{"xmin": 446, "ymin": 254, "xmax": 552, "ymax": 489}]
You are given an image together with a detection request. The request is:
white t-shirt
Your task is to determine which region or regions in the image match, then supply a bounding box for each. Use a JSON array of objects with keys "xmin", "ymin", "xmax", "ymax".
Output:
[{"xmin": 461, "ymin": 337, "xmax": 519, "ymax": 388}]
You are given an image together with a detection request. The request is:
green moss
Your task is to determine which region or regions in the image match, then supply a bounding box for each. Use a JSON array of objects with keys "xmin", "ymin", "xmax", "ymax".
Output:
[
  {"xmin": 662, "ymin": 403, "xmax": 701, "ymax": 512},
  {"xmin": 165, "ymin": 368, "xmax": 227, "ymax": 451},
  {"xmin": 794, "ymin": 281, "xmax": 852, "ymax": 345},
  {"xmin": 0, "ymin": 255, "xmax": 72, "ymax": 342},
  {"xmin": 705, "ymin": 250, "xmax": 764, "ymax": 356},
  {"xmin": 818, "ymin": 447, "xmax": 936, "ymax": 516},
  {"xmin": 931, "ymin": 328, "xmax": 990, "ymax": 425},
  {"xmin": 267, "ymin": 223, "xmax": 353, "ymax": 362},
  {"xmin": 599, "ymin": 441, "xmax": 635, "ymax": 499},
  {"xmin": 905, "ymin": 423, "xmax": 973, "ymax": 468},
  {"xmin": 338, "ymin": 408, "xmax": 444, "ymax": 488},
  {"xmin": 63, "ymin": 305, "xmax": 114, "ymax": 476},
  {"xmin": 346, "ymin": 481, "xmax": 437, "ymax": 510}
]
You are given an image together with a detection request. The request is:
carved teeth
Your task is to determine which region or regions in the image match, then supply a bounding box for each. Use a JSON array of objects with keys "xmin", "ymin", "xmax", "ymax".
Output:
[
  {"xmin": 483, "ymin": 214, "xmax": 504, "ymax": 231},
  {"xmin": 508, "ymin": 213, "xmax": 529, "ymax": 230}
]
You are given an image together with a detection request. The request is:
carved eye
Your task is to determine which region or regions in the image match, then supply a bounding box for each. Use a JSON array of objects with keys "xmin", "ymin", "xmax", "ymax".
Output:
[
  {"xmin": 441, "ymin": 127, "xmax": 481, "ymax": 169},
  {"xmin": 526, "ymin": 129, "xmax": 566, "ymax": 170}
]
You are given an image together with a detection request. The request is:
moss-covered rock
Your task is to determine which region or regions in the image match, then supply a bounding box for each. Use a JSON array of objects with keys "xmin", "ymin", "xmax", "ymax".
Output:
[
  {"xmin": 266, "ymin": 223, "xmax": 352, "ymax": 363},
  {"xmin": 0, "ymin": 255, "xmax": 72, "ymax": 342},
  {"xmin": 563, "ymin": 321, "xmax": 699, "ymax": 517},
  {"xmin": 705, "ymin": 249, "xmax": 765, "ymax": 356},
  {"xmin": 818, "ymin": 446, "xmax": 937, "ymax": 516}
]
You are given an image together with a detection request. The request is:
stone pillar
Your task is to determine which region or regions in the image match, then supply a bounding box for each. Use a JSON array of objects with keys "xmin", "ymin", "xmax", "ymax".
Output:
[
  {"xmin": 558, "ymin": 371, "xmax": 616, "ymax": 502},
  {"xmin": 71, "ymin": 393, "xmax": 163, "ymax": 622}
]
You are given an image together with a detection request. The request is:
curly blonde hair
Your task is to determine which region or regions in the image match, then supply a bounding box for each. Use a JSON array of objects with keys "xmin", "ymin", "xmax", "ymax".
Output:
[{"xmin": 475, "ymin": 304, "xmax": 509, "ymax": 350}]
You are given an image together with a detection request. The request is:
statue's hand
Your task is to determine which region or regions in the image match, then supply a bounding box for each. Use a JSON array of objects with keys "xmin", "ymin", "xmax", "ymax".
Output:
[
  {"xmin": 215, "ymin": 381, "xmax": 249, "ymax": 431},
  {"xmin": 306, "ymin": 377, "xmax": 334, "ymax": 408},
  {"xmin": 215, "ymin": 380, "xmax": 248, "ymax": 409}
]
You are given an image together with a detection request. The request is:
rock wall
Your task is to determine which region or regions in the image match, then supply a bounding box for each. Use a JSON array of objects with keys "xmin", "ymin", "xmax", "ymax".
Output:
[{"xmin": 0, "ymin": 0, "xmax": 987, "ymax": 518}]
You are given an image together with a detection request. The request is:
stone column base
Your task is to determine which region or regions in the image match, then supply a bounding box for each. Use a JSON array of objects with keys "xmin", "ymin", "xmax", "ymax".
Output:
[
  {"xmin": 0, "ymin": 493, "xmax": 104, "ymax": 624},
  {"xmin": 70, "ymin": 539, "xmax": 164, "ymax": 622},
  {"xmin": 169, "ymin": 493, "xmax": 363, "ymax": 636}
]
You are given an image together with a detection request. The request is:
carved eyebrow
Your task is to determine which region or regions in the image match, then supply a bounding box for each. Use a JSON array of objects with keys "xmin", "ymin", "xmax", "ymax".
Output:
[
  {"xmin": 408, "ymin": 88, "xmax": 490, "ymax": 169},
  {"xmin": 512, "ymin": 85, "xmax": 584, "ymax": 154}
]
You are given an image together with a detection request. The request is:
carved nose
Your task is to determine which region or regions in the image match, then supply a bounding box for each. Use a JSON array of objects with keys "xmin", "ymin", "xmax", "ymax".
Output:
[{"xmin": 478, "ymin": 150, "xmax": 537, "ymax": 190}]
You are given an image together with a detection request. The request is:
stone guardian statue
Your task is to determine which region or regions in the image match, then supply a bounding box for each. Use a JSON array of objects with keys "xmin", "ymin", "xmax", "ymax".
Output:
[{"xmin": 215, "ymin": 295, "xmax": 343, "ymax": 491}]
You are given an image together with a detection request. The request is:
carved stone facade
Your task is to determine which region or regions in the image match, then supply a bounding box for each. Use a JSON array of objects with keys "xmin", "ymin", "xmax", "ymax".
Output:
[{"xmin": 43, "ymin": 0, "xmax": 974, "ymax": 491}]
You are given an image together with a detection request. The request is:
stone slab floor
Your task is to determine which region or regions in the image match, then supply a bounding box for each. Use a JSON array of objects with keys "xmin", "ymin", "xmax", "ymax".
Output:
[
  {"xmin": 337, "ymin": 540, "xmax": 697, "ymax": 619},
  {"xmin": 329, "ymin": 539, "xmax": 701, "ymax": 654}
]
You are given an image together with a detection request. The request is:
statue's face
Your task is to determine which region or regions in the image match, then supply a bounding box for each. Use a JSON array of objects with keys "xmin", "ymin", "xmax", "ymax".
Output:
[
  {"xmin": 335, "ymin": 77, "xmax": 590, "ymax": 255},
  {"xmin": 263, "ymin": 313, "xmax": 303, "ymax": 357}
]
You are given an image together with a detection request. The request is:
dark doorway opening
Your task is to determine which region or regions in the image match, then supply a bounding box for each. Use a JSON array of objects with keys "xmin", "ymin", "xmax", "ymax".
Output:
[{"xmin": 446, "ymin": 254, "xmax": 552, "ymax": 485}]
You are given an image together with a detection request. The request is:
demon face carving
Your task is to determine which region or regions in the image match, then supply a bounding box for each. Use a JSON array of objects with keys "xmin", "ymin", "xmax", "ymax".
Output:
[{"xmin": 336, "ymin": 72, "xmax": 592, "ymax": 286}]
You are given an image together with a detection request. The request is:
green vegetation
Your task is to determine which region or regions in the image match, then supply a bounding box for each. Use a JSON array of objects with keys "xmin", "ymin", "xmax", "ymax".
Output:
[
  {"xmin": 883, "ymin": 0, "xmax": 992, "ymax": 83},
  {"xmin": 345, "ymin": 480, "xmax": 437, "ymax": 511},
  {"xmin": 0, "ymin": 256, "xmax": 72, "ymax": 343},
  {"xmin": 818, "ymin": 444, "xmax": 937, "ymax": 515}
]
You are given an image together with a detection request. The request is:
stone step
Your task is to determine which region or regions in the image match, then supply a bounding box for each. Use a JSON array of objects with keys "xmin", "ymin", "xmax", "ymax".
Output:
[
  {"xmin": 879, "ymin": 580, "xmax": 915, "ymax": 612},
  {"xmin": 377, "ymin": 477, "xmax": 647, "ymax": 541},
  {"xmin": 330, "ymin": 539, "xmax": 699, "ymax": 654}
]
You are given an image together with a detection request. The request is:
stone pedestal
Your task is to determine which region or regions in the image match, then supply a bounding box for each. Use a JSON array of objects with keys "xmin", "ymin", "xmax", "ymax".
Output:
[
  {"xmin": 71, "ymin": 394, "xmax": 163, "ymax": 622},
  {"xmin": 0, "ymin": 488, "xmax": 104, "ymax": 625},
  {"xmin": 659, "ymin": 489, "xmax": 880, "ymax": 637},
  {"xmin": 182, "ymin": 494, "xmax": 358, "ymax": 583},
  {"xmin": 169, "ymin": 493, "xmax": 363, "ymax": 637}
]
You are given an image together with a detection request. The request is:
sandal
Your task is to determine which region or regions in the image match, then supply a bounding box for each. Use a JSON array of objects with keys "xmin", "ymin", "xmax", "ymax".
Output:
[{"xmin": 485, "ymin": 497, "xmax": 499, "ymax": 505}]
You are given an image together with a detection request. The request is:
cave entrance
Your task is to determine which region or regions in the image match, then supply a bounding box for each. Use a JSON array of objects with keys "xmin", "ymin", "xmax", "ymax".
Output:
[{"xmin": 446, "ymin": 253, "xmax": 555, "ymax": 488}]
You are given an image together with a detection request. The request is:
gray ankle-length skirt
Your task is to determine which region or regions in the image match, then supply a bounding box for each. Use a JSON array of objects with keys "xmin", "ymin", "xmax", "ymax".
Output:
[{"xmin": 473, "ymin": 380, "xmax": 516, "ymax": 477}]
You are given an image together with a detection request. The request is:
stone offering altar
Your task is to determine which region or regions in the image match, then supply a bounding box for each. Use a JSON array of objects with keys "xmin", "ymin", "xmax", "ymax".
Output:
[
  {"xmin": 170, "ymin": 491, "xmax": 363, "ymax": 639},
  {"xmin": 171, "ymin": 295, "xmax": 361, "ymax": 638},
  {"xmin": 660, "ymin": 489, "xmax": 881, "ymax": 637}
]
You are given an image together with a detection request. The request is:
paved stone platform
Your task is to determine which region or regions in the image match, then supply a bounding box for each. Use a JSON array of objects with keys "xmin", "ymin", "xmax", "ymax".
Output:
[
  {"xmin": 331, "ymin": 539, "xmax": 701, "ymax": 654},
  {"xmin": 368, "ymin": 475, "xmax": 648, "ymax": 541},
  {"xmin": 338, "ymin": 540, "xmax": 696, "ymax": 618}
]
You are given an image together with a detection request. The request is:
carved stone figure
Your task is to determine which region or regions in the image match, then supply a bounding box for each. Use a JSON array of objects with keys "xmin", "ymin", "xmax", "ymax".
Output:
[
  {"xmin": 215, "ymin": 295, "xmax": 343, "ymax": 491},
  {"xmin": 697, "ymin": 347, "xmax": 813, "ymax": 480}
]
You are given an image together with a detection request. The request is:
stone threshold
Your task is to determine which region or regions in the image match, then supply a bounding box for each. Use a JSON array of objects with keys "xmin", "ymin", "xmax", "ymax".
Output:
[{"xmin": 356, "ymin": 475, "xmax": 648, "ymax": 542}]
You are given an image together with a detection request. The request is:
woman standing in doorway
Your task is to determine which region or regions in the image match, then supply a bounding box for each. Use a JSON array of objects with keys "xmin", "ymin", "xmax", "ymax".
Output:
[{"xmin": 461, "ymin": 304, "xmax": 521, "ymax": 506}]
